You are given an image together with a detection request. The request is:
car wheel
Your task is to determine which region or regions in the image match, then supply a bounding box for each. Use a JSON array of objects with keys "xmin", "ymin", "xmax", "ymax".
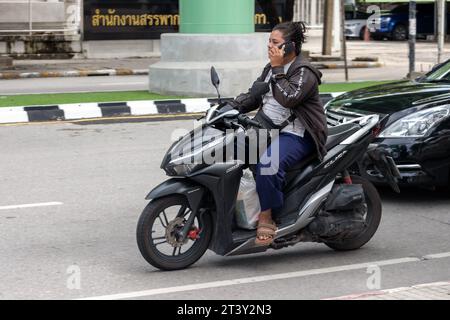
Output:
[
  {"xmin": 447, "ymin": 167, "xmax": 450, "ymax": 195},
  {"xmin": 371, "ymin": 34, "xmax": 382, "ymax": 41},
  {"xmin": 392, "ymin": 24, "xmax": 408, "ymax": 41}
]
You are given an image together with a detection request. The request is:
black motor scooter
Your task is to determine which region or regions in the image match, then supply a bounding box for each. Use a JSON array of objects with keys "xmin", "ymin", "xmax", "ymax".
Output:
[{"xmin": 136, "ymin": 67, "xmax": 400, "ymax": 271}]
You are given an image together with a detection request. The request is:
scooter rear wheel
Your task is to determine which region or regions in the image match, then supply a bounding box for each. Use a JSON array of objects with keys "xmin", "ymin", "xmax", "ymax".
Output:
[
  {"xmin": 136, "ymin": 195, "xmax": 212, "ymax": 271},
  {"xmin": 324, "ymin": 175, "xmax": 382, "ymax": 251}
]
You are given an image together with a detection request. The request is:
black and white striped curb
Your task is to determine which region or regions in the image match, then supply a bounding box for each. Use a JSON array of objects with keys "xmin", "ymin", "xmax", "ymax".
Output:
[{"xmin": 0, "ymin": 92, "xmax": 345, "ymax": 124}]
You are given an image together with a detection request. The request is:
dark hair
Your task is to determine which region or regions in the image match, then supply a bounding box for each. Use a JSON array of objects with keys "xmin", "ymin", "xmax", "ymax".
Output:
[{"xmin": 272, "ymin": 21, "xmax": 307, "ymax": 56}]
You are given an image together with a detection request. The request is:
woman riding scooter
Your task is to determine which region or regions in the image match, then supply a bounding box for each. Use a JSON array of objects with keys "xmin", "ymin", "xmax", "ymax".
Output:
[{"xmin": 229, "ymin": 21, "xmax": 328, "ymax": 246}]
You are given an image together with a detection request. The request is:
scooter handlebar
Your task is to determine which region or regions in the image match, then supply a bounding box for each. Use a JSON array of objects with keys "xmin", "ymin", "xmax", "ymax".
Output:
[{"xmin": 237, "ymin": 114, "xmax": 262, "ymax": 128}]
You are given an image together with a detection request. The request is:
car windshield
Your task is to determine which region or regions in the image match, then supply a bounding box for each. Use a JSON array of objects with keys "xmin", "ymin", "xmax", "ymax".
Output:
[{"xmin": 419, "ymin": 60, "xmax": 450, "ymax": 83}]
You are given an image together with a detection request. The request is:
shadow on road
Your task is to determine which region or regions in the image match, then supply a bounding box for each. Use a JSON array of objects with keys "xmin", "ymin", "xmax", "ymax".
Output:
[
  {"xmin": 206, "ymin": 245, "xmax": 382, "ymax": 271},
  {"xmin": 377, "ymin": 186, "xmax": 450, "ymax": 204}
]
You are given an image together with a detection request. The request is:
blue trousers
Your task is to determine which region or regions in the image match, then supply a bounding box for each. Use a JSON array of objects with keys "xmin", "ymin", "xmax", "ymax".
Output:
[{"xmin": 256, "ymin": 132, "xmax": 314, "ymax": 212}]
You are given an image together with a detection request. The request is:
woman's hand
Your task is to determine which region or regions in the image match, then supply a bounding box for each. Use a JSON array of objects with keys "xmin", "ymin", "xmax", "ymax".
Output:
[{"xmin": 269, "ymin": 45, "xmax": 284, "ymax": 68}]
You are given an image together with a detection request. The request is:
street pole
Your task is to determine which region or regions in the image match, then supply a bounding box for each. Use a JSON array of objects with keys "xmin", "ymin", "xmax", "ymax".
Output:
[
  {"xmin": 322, "ymin": 0, "xmax": 334, "ymax": 56},
  {"xmin": 409, "ymin": 1, "xmax": 416, "ymax": 79},
  {"xmin": 28, "ymin": 0, "xmax": 32, "ymax": 36},
  {"xmin": 437, "ymin": 0, "xmax": 445, "ymax": 64},
  {"xmin": 341, "ymin": 0, "xmax": 348, "ymax": 81},
  {"xmin": 180, "ymin": 0, "xmax": 253, "ymax": 33}
]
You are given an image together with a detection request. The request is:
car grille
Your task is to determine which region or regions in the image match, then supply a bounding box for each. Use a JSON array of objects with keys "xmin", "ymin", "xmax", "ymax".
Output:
[{"xmin": 326, "ymin": 109, "xmax": 363, "ymax": 126}]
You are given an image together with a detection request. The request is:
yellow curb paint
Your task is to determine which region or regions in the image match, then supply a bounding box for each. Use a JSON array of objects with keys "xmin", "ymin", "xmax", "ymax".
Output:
[
  {"xmin": 115, "ymin": 69, "xmax": 133, "ymax": 76},
  {"xmin": 0, "ymin": 72, "xmax": 19, "ymax": 79},
  {"xmin": 0, "ymin": 113, "xmax": 203, "ymax": 127}
]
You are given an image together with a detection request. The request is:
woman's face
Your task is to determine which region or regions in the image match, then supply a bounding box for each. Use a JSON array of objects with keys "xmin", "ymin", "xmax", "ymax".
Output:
[{"xmin": 268, "ymin": 30, "xmax": 286, "ymax": 55}]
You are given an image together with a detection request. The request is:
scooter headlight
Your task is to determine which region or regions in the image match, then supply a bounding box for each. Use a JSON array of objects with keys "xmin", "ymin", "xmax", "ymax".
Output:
[
  {"xmin": 165, "ymin": 164, "xmax": 202, "ymax": 176},
  {"xmin": 379, "ymin": 105, "xmax": 450, "ymax": 138}
]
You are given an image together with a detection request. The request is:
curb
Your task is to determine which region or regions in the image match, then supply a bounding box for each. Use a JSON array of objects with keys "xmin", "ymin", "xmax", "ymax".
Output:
[
  {"xmin": 0, "ymin": 68, "xmax": 149, "ymax": 80},
  {"xmin": 0, "ymin": 92, "xmax": 345, "ymax": 124},
  {"xmin": 325, "ymin": 281, "xmax": 450, "ymax": 300},
  {"xmin": 314, "ymin": 62, "xmax": 384, "ymax": 69},
  {"xmin": 0, "ymin": 61, "xmax": 382, "ymax": 80}
]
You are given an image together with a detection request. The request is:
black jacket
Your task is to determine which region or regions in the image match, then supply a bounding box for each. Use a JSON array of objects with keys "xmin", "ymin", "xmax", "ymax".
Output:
[{"xmin": 230, "ymin": 55, "xmax": 328, "ymax": 161}]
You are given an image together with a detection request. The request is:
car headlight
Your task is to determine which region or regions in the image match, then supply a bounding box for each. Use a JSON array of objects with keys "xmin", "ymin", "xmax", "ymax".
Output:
[{"xmin": 379, "ymin": 105, "xmax": 450, "ymax": 138}]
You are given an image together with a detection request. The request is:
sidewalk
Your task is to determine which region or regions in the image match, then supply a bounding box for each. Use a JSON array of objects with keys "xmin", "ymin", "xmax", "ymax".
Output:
[
  {"xmin": 0, "ymin": 56, "xmax": 382, "ymax": 80},
  {"xmin": 327, "ymin": 281, "xmax": 450, "ymax": 300},
  {"xmin": 0, "ymin": 58, "xmax": 158, "ymax": 79},
  {"xmin": 1, "ymin": 38, "xmax": 450, "ymax": 82}
]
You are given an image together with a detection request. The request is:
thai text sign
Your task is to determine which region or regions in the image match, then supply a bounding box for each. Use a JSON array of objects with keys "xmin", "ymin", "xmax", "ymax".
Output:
[{"xmin": 84, "ymin": 0, "xmax": 291, "ymax": 40}]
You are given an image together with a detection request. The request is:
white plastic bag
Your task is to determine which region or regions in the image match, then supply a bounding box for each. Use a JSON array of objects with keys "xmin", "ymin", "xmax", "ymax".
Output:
[{"xmin": 235, "ymin": 170, "xmax": 261, "ymax": 230}]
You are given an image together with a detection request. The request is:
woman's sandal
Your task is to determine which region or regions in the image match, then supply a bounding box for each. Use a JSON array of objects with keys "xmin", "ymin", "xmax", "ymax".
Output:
[{"xmin": 255, "ymin": 222, "xmax": 278, "ymax": 246}]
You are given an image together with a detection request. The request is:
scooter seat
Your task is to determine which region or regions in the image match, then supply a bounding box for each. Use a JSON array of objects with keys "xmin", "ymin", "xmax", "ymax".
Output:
[
  {"xmin": 325, "ymin": 122, "xmax": 360, "ymax": 150},
  {"xmin": 283, "ymin": 123, "xmax": 360, "ymax": 190},
  {"xmin": 284, "ymin": 154, "xmax": 319, "ymax": 190},
  {"xmin": 285, "ymin": 123, "xmax": 359, "ymax": 174},
  {"xmin": 286, "ymin": 153, "xmax": 318, "ymax": 173}
]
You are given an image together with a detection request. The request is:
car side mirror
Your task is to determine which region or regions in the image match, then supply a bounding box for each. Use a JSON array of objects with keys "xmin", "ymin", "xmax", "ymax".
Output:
[{"xmin": 430, "ymin": 62, "xmax": 444, "ymax": 73}]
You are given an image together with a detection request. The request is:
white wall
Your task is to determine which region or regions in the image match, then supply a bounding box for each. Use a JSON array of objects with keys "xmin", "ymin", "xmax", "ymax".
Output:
[
  {"xmin": 0, "ymin": 1, "xmax": 66, "ymax": 23},
  {"xmin": 0, "ymin": 0, "xmax": 80, "ymax": 33}
]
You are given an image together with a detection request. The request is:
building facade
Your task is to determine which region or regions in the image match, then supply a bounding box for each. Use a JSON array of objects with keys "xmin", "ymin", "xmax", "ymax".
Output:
[{"xmin": 0, "ymin": 0, "xmax": 328, "ymax": 58}]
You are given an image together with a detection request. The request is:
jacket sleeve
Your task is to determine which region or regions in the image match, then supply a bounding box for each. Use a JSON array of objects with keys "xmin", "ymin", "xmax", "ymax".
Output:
[
  {"xmin": 270, "ymin": 66, "xmax": 317, "ymax": 109},
  {"xmin": 228, "ymin": 67, "xmax": 269, "ymax": 114}
]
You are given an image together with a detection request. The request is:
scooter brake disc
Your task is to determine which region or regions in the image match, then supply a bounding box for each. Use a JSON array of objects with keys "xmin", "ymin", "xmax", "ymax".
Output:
[{"xmin": 165, "ymin": 217, "xmax": 189, "ymax": 247}]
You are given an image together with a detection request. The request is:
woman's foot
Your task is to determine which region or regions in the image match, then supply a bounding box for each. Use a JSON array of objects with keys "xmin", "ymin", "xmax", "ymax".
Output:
[{"xmin": 255, "ymin": 219, "xmax": 277, "ymax": 246}]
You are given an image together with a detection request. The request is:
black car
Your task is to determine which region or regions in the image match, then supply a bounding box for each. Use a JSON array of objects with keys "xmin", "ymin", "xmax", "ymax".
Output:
[{"xmin": 325, "ymin": 61, "xmax": 450, "ymax": 189}]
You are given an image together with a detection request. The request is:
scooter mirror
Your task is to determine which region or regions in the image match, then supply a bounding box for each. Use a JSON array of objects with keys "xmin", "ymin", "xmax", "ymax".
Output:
[{"xmin": 210, "ymin": 66, "xmax": 220, "ymax": 88}]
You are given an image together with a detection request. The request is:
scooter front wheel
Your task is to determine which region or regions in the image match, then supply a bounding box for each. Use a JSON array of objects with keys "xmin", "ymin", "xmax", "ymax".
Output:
[{"xmin": 136, "ymin": 195, "xmax": 212, "ymax": 271}]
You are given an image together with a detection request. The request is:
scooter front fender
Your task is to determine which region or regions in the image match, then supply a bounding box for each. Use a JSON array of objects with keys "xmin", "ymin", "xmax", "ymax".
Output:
[{"xmin": 145, "ymin": 178, "xmax": 205, "ymax": 213}]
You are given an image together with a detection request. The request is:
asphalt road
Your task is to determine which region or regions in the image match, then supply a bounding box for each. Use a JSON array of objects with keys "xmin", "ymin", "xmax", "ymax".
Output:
[{"xmin": 0, "ymin": 119, "xmax": 449, "ymax": 300}]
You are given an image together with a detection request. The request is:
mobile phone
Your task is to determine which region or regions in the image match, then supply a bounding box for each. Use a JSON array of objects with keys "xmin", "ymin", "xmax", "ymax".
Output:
[{"xmin": 278, "ymin": 41, "xmax": 295, "ymax": 57}]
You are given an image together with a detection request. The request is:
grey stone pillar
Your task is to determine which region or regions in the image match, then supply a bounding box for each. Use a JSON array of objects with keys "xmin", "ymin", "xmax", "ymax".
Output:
[
  {"xmin": 149, "ymin": 33, "xmax": 269, "ymax": 97},
  {"xmin": 149, "ymin": 0, "xmax": 270, "ymax": 97}
]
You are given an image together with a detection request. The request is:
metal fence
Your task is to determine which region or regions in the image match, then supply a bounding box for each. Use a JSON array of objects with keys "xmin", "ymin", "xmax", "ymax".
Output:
[{"xmin": 294, "ymin": 0, "xmax": 324, "ymax": 28}]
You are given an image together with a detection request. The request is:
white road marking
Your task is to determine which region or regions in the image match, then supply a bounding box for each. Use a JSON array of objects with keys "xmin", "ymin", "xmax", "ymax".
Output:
[
  {"xmin": 0, "ymin": 202, "xmax": 63, "ymax": 210},
  {"xmin": 78, "ymin": 257, "xmax": 421, "ymax": 300},
  {"xmin": 423, "ymin": 252, "xmax": 450, "ymax": 259},
  {"xmin": 79, "ymin": 252, "xmax": 450, "ymax": 300}
]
